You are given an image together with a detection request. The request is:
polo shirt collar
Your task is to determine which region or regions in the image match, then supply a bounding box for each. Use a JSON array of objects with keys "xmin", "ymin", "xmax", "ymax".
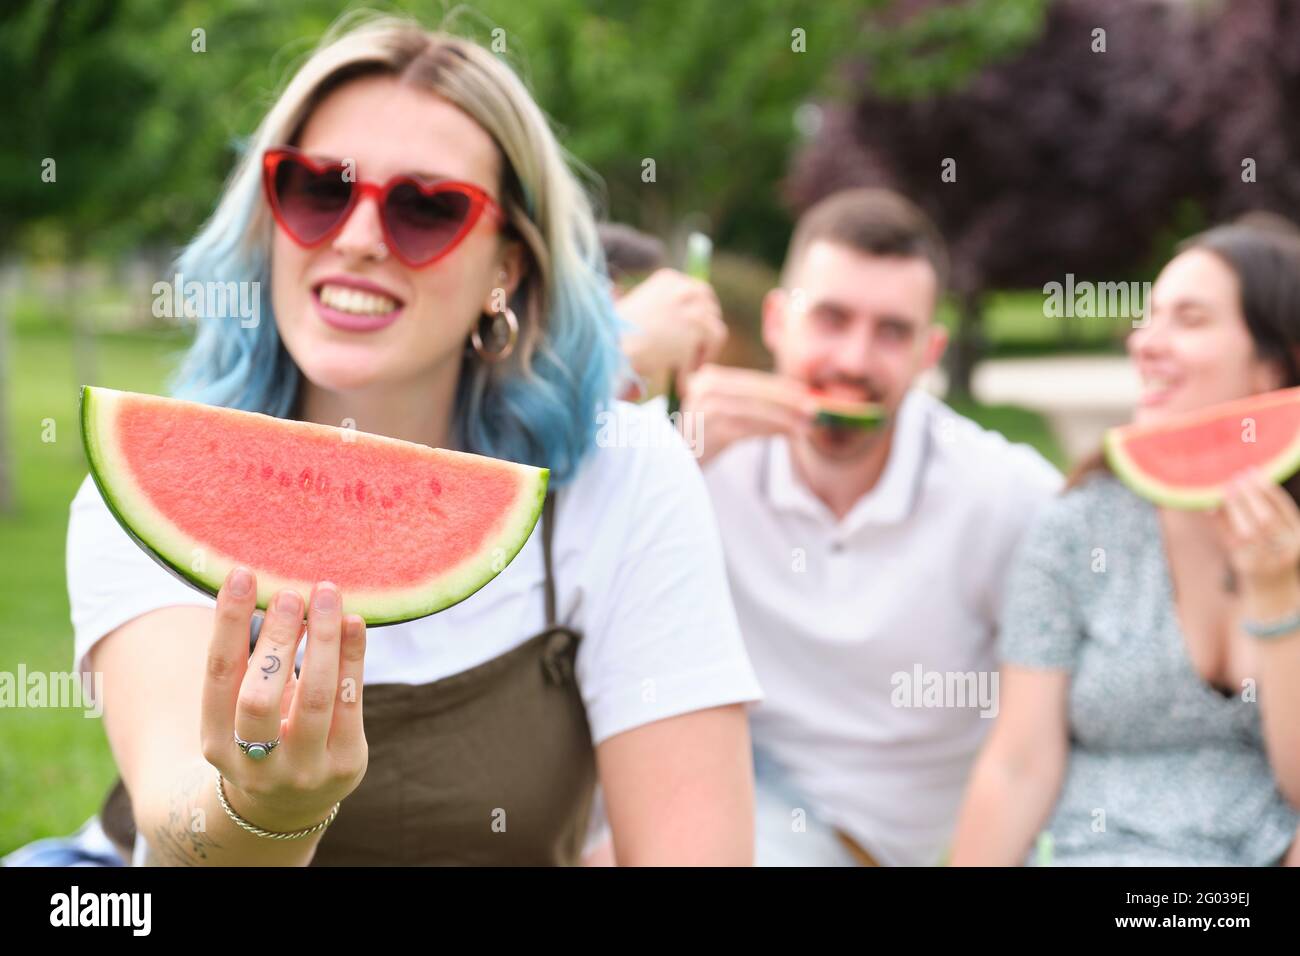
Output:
[{"xmin": 764, "ymin": 387, "xmax": 931, "ymax": 533}]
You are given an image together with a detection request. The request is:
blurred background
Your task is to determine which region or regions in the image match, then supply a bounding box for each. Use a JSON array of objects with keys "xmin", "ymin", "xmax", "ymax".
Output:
[{"xmin": 3, "ymin": 0, "xmax": 1300, "ymax": 852}]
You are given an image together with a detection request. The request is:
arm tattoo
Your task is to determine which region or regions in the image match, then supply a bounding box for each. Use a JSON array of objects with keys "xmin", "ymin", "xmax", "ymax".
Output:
[{"xmin": 145, "ymin": 763, "xmax": 225, "ymax": 866}]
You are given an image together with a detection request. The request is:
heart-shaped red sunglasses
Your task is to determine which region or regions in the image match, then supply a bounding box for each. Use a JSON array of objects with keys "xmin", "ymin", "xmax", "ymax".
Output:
[{"xmin": 262, "ymin": 147, "xmax": 505, "ymax": 268}]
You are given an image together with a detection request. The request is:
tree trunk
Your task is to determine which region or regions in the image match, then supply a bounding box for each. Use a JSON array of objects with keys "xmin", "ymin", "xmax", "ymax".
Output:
[
  {"xmin": 68, "ymin": 253, "xmax": 98, "ymax": 401},
  {"xmin": 945, "ymin": 288, "xmax": 984, "ymax": 399},
  {"xmin": 0, "ymin": 267, "xmax": 13, "ymax": 515}
]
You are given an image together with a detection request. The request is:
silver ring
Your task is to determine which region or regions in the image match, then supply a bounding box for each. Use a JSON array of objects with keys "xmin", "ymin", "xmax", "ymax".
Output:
[{"xmin": 234, "ymin": 730, "xmax": 281, "ymax": 761}]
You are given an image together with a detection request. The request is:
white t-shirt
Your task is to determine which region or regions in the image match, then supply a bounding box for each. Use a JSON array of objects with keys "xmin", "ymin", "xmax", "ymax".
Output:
[
  {"xmin": 68, "ymin": 399, "xmax": 764, "ymax": 754},
  {"xmin": 703, "ymin": 387, "xmax": 1062, "ymax": 866}
]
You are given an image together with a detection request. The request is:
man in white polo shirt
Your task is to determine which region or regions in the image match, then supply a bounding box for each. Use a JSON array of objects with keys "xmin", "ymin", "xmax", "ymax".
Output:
[{"xmin": 681, "ymin": 188, "xmax": 1061, "ymax": 866}]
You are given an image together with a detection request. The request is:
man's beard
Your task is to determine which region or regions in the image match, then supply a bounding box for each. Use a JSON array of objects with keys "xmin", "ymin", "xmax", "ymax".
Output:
[
  {"xmin": 807, "ymin": 371, "xmax": 882, "ymax": 406},
  {"xmin": 807, "ymin": 423, "xmax": 884, "ymax": 461}
]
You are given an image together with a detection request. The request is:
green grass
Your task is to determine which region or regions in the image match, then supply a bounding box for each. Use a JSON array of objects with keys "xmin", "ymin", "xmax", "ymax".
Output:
[
  {"xmin": 0, "ymin": 320, "xmax": 1063, "ymax": 857},
  {"xmin": 946, "ymin": 397, "xmax": 1066, "ymax": 470},
  {"xmin": 938, "ymin": 290, "xmax": 1128, "ymax": 358},
  {"xmin": 0, "ymin": 324, "xmax": 185, "ymax": 856}
]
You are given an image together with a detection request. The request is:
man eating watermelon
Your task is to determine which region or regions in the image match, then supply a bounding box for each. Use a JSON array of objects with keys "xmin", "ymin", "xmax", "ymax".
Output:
[{"xmin": 675, "ymin": 187, "xmax": 1062, "ymax": 866}]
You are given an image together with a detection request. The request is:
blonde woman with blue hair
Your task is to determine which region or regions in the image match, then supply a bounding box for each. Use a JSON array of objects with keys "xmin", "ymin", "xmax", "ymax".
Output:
[{"xmin": 62, "ymin": 15, "xmax": 762, "ymax": 866}]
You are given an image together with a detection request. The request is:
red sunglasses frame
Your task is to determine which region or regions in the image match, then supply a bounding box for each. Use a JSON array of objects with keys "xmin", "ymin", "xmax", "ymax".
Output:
[{"xmin": 261, "ymin": 146, "xmax": 506, "ymax": 268}]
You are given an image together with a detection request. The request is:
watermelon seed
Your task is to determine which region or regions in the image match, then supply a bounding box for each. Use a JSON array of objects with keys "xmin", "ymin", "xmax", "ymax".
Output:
[
  {"xmin": 278, "ymin": 471, "xmax": 291, "ymax": 488},
  {"xmin": 355, "ymin": 480, "xmax": 366, "ymax": 503},
  {"xmin": 299, "ymin": 468, "xmax": 312, "ymax": 491},
  {"xmin": 429, "ymin": 476, "xmax": 442, "ymax": 496},
  {"xmin": 261, "ymin": 464, "xmax": 273, "ymax": 480},
  {"xmin": 381, "ymin": 496, "xmax": 393, "ymax": 509}
]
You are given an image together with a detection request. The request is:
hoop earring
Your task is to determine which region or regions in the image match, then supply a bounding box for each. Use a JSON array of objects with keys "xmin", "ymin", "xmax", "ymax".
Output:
[{"xmin": 471, "ymin": 306, "xmax": 519, "ymax": 363}]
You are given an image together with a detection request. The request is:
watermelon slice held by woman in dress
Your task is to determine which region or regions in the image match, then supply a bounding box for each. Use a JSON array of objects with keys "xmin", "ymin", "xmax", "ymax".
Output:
[{"xmin": 1105, "ymin": 385, "xmax": 1300, "ymax": 510}]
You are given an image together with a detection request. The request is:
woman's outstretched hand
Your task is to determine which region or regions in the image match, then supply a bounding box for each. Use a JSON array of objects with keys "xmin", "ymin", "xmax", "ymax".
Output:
[{"xmin": 200, "ymin": 568, "xmax": 368, "ymax": 832}]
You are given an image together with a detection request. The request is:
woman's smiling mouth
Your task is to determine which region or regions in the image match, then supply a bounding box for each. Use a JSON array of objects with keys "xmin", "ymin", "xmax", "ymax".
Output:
[{"xmin": 312, "ymin": 278, "xmax": 405, "ymax": 332}]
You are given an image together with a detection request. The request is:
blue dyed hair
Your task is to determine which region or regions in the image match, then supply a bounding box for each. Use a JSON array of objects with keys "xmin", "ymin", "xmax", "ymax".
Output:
[{"xmin": 168, "ymin": 16, "xmax": 629, "ymax": 485}]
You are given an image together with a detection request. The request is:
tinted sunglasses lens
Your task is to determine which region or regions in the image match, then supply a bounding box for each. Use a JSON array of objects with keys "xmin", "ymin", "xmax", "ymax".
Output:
[
  {"xmin": 384, "ymin": 183, "xmax": 473, "ymax": 264},
  {"xmin": 273, "ymin": 157, "xmax": 351, "ymax": 243}
]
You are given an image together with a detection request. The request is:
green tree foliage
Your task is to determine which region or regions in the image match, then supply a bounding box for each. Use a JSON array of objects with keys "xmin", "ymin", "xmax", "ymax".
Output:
[
  {"xmin": 787, "ymin": 0, "xmax": 1300, "ymax": 394},
  {"xmin": 1, "ymin": 0, "xmax": 1039, "ymax": 264}
]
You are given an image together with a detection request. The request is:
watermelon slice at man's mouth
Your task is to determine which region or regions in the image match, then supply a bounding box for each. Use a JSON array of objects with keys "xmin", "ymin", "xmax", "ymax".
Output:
[
  {"xmin": 79, "ymin": 386, "xmax": 548, "ymax": 625},
  {"xmin": 1104, "ymin": 385, "xmax": 1300, "ymax": 510},
  {"xmin": 808, "ymin": 391, "xmax": 887, "ymax": 431}
]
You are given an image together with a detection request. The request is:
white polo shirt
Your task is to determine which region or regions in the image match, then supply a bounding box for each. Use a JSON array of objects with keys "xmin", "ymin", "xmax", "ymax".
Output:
[
  {"xmin": 703, "ymin": 387, "xmax": 1062, "ymax": 866},
  {"xmin": 68, "ymin": 399, "xmax": 764, "ymax": 749}
]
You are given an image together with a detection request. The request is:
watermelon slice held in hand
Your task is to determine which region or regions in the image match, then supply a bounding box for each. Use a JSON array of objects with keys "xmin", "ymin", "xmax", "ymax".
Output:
[
  {"xmin": 1104, "ymin": 385, "xmax": 1300, "ymax": 510},
  {"xmin": 808, "ymin": 392, "xmax": 887, "ymax": 431},
  {"xmin": 79, "ymin": 386, "xmax": 548, "ymax": 624}
]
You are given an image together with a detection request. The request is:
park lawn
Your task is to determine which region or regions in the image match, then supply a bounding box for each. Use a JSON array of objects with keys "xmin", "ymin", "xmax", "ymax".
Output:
[
  {"xmin": 938, "ymin": 290, "xmax": 1128, "ymax": 357},
  {"xmin": 0, "ymin": 322, "xmax": 1062, "ymax": 856},
  {"xmin": 0, "ymin": 325, "xmax": 185, "ymax": 854},
  {"xmin": 947, "ymin": 397, "xmax": 1064, "ymax": 469}
]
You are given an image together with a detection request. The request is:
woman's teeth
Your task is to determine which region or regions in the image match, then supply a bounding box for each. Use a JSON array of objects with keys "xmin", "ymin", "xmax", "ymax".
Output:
[{"xmin": 318, "ymin": 284, "xmax": 399, "ymax": 315}]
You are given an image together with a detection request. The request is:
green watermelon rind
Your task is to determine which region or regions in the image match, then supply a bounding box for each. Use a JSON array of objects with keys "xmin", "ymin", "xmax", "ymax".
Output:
[
  {"xmin": 813, "ymin": 407, "xmax": 887, "ymax": 431},
  {"xmin": 1103, "ymin": 390, "xmax": 1300, "ymax": 510},
  {"xmin": 811, "ymin": 395, "xmax": 887, "ymax": 431},
  {"xmin": 79, "ymin": 385, "xmax": 549, "ymax": 627}
]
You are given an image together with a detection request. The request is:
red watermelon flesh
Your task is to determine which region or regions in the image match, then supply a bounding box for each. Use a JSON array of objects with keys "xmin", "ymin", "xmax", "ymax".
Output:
[
  {"xmin": 80, "ymin": 386, "xmax": 548, "ymax": 624},
  {"xmin": 1104, "ymin": 385, "xmax": 1300, "ymax": 509}
]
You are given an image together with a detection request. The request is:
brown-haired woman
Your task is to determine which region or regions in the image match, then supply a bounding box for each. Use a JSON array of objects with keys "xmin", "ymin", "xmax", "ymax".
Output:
[{"xmin": 951, "ymin": 219, "xmax": 1300, "ymax": 865}]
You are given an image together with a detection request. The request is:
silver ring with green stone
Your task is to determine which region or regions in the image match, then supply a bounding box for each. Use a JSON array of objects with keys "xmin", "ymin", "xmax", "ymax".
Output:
[{"xmin": 234, "ymin": 731, "xmax": 280, "ymax": 761}]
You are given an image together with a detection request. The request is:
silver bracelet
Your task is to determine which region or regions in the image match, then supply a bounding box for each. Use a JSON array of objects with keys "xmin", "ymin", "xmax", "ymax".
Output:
[
  {"xmin": 215, "ymin": 772, "xmax": 339, "ymax": 840},
  {"xmin": 1242, "ymin": 607, "xmax": 1300, "ymax": 641}
]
